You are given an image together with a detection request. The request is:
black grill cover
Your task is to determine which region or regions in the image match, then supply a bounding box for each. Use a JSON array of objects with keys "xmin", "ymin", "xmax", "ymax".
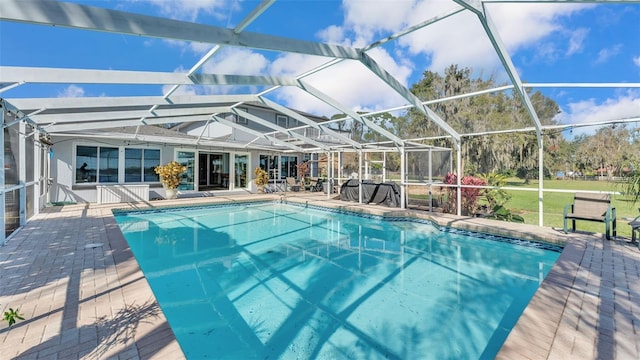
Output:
[{"xmin": 339, "ymin": 179, "xmax": 401, "ymax": 207}]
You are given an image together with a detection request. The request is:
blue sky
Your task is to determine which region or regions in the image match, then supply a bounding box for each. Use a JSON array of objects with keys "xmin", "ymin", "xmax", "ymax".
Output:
[{"xmin": 1, "ymin": 0, "xmax": 638, "ymax": 135}]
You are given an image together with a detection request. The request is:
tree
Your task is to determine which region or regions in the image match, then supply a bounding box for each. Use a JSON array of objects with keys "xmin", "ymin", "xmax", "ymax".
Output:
[
  {"xmin": 405, "ymin": 65, "xmax": 561, "ymax": 176},
  {"xmin": 574, "ymin": 125, "xmax": 639, "ymax": 177}
]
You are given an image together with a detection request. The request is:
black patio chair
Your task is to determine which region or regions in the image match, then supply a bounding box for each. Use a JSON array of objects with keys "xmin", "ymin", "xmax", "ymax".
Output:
[{"xmin": 311, "ymin": 178, "xmax": 323, "ymax": 192}]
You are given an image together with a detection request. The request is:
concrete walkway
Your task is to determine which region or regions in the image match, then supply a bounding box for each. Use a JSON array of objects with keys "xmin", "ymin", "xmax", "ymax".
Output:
[{"xmin": 0, "ymin": 193, "xmax": 638, "ymax": 359}]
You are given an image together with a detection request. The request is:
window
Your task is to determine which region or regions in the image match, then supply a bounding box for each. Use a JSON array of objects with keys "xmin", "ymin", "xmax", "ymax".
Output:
[
  {"xmin": 125, "ymin": 148, "xmax": 142, "ymax": 182},
  {"xmin": 276, "ymin": 114, "xmax": 288, "ymax": 128},
  {"xmin": 76, "ymin": 145, "xmax": 160, "ymax": 184},
  {"xmin": 260, "ymin": 154, "xmax": 278, "ymax": 180},
  {"xmin": 144, "ymin": 149, "xmax": 160, "ymax": 181},
  {"xmin": 176, "ymin": 151, "xmax": 195, "ymax": 190},
  {"xmin": 280, "ymin": 156, "xmax": 297, "ymax": 178},
  {"xmin": 234, "ymin": 154, "xmax": 248, "ymax": 188},
  {"xmin": 125, "ymin": 148, "xmax": 160, "ymax": 183},
  {"xmin": 236, "ymin": 107, "xmax": 248, "ymax": 124},
  {"xmin": 99, "ymin": 147, "xmax": 119, "ymax": 182},
  {"xmin": 76, "ymin": 146, "xmax": 98, "ymax": 183}
]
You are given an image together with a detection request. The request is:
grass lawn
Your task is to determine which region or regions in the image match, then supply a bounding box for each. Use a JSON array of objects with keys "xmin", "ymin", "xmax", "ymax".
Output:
[
  {"xmin": 410, "ymin": 178, "xmax": 639, "ymax": 238},
  {"xmin": 503, "ymin": 179, "xmax": 638, "ymax": 237}
]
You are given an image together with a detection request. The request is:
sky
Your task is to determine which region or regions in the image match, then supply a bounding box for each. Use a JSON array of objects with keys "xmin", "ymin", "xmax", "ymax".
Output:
[{"xmin": 0, "ymin": 0, "xmax": 639, "ymax": 137}]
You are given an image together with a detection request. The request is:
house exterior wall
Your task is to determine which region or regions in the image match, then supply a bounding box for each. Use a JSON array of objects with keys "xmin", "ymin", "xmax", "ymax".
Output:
[
  {"xmin": 47, "ymin": 105, "xmax": 320, "ymax": 203},
  {"xmin": 232, "ymin": 106, "xmax": 303, "ymax": 143},
  {"xmin": 182, "ymin": 106, "xmax": 321, "ymax": 146},
  {"xmin": 49, "ymin": 136, "xmax": 175, "ymax": 203},
  {"xmin": 182, "ymin": 121, "xmax": 232, "ymax": 139},
  {"xmin": 48, "ymin": 135, "xmax": 276, "ymax": 203}
]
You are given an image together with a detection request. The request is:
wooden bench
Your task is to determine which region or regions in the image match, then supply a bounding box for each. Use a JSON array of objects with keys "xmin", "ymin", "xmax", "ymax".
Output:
[
  {"xmin": 563, "ymin": 192, "xmax": 616, "ymax": 240},
  {"xmin": 629, "ymin": 215, "xmax": 640, "ymax": 246}
]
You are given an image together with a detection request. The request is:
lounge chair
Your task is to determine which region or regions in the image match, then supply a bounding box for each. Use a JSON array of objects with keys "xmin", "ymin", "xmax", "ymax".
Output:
[
  {"xmin": 311, "ymin": 178, "xmax": 323, "ymax": 192},
  {"xmin": 629, "ymin": 213, "xmax": 640, "ymax": 245},
  {"xmin": 286, "ymin": 177, "xmax": 301, "ymax": 192},
  {"xmin": 563, "ymin": 192, "xmax": 616, "ymax": 240}
]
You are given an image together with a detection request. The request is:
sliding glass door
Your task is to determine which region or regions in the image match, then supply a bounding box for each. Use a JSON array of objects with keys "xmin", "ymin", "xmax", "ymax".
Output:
[
  {"xmin": 198, "ymin": 152, "xmax": 230, "ymax": 190},
  {"xmin": 234, "ymin": 154, "xmax": 248, "ymax": 188},
  {"xmin": 176, "ymin": 151, "xmax": 195, "ymax": 190}
]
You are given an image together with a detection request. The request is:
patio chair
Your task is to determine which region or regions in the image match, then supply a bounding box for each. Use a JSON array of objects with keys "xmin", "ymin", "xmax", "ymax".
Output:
[
  {"xmin": 286, "ymin": 177, "xmax": 301, "ymax": 192},
  {"xmin": 563, "ymin": 192, "xmax": 616, "ymax": 240},
  {"xmin": 629, "ymin": 213, "xmax": 640, "ymax": 245},
  {"xmin": 311, "ymin": 178, "xmax": 323, "ymax": 192}
]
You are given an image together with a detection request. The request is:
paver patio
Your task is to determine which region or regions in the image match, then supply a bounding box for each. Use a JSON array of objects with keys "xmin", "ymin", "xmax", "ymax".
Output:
[{"xmin": 1, "ymin": 193, "xmax": 638, "ymax": 359}]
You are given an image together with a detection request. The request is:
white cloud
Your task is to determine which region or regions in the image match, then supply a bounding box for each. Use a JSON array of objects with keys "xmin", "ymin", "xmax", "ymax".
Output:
[
  {"xmin": 164, "ymin": 49, "xmax": 270, "ymax": 96},
  {"xmin": 402, "ymin": 9, "xmax": 499, "ymax": 73},
  {"xmin": 269, "ymin": 48, "xmax": 411, "ymax": 116},
  {"xmin": 595, "ymin": 44, "xmax": 623, "ymax": 64},
  {"xmin": 566, "ymin": 28, "xmax": 589, "ymax": 56},
  {"xmin": 200, "ymin": 48, "xmax": 269, "ymax": 76},
  {"xmin": 634, "ymin": 56, "xmax": 640, "ymax": 67},
  {"xmin": 58, "ymin": 85, "xmax": 85, "ymax": 98},
  {"xmin": 316, "ymin": 25, "xmax": 346, "ymax": 45},
  {"xmin": 162, "ymin": 84, "xmax": 197, "ymax": 97},
  {"xmin": 142, "ymin": 0, "xmax": 232, "ymax": 22},
  {"xmin": 397, "ymin": 2, "xmax": 594, "ymax": 72},
  {"xmin": 485, "ymin": 4, "xmax": 577, "ymax": 52},
  {"xmin": 158, "ymin": 38, "xmax": 217, "ymax": 56},
  {"xmin": 189, "ymin": 42, "xmax": 215, "ymax": 55},
  {"xmin": 556, "ymin": 90, "xmax": 640, "ymax": 137},
  {"xmin": 313, "ymin": 0, "xmax": 596, "ymax": 90},
  {"xmin": 269, "ymin": 53, "xmax": 329, "ymax": 78},
  {"xmin": 342, "ymin": 0, "xmax": 416, "ymax": 44},
  {"xmin": 231, "ymin": 1, "xmax": 598, "ymax": 115},
  {"xmin": 147, "ymin": 0, "xmax": 607, "ymax": 118}
]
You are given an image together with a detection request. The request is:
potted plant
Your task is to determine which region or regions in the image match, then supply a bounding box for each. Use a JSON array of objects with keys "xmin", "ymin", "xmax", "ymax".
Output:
[
  {"xmin": 295, "ymin": 161, "xmax": 310, "ymax": 183},
  {"xmin": 155, "ymin": 161, "xmax": 186, "ymax": 199},
  {"xmin": 254, "ymin": 167, "xmax": 269, "ymax": 193}
]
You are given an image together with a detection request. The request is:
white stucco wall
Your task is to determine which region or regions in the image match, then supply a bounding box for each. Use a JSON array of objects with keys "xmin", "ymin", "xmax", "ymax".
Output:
[
  {"xmin": 48, "ymin": 135, "xmax": 269, "ymax": 203},
  {"xmin": 49, "ymin": 136, "xmax": 175, "ymax": 203},
  {"xmin": 183, "ymin": 122, "xmax": 232, "ymax": 139}
]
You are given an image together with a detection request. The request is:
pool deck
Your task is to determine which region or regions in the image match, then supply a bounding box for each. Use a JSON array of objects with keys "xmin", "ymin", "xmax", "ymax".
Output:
[{"xmin": 0, "ymin": 193, "xmax": 638, "ymax": 359}]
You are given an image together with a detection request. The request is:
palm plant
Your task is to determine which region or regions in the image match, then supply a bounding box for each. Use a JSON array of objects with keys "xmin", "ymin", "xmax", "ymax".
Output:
[{"xmin": 621, "ymin": 165, "xmax": 640, "ymax": 206}]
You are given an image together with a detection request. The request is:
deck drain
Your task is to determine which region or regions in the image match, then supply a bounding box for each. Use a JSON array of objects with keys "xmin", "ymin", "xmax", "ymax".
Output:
[{"xmin": 85, "ymin": 243, "xmax": 103, "ymax": 249}]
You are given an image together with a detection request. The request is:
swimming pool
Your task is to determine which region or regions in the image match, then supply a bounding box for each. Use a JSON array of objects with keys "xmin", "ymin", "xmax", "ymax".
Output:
[{"xmin": 114, "ymin": 202, "xmax": 560, "ymax": 359}]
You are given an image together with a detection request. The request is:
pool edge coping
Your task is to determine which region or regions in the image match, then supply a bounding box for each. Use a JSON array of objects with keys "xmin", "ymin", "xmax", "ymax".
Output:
[{"xmin": 11, "ymin": 193, "xmax": 634, "ymax": 359}]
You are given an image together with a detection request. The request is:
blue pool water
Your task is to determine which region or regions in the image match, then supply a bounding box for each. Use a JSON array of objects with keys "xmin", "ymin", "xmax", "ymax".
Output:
[{"xmin": 114, "ymin": 202, "xmax": 560, "ymax": 360}]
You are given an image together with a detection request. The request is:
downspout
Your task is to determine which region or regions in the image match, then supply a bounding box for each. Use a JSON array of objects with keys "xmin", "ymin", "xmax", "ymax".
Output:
[
  {"xmin": 358, "ymin": 150, "xmax": 363, "ymax": 204},
  {"xmin": 326, "ymin": 151, "xmax": 331, "ymax": 199},
  {"xmin": 456, "ymin": 140, "xmax": 462, "ymax": 216},
  {"xmin": 400, "ymin": 145, "xmax": 406, "ymax": 209},
  {"xmin": 327, "ymin": 151, "xmax": 332, "ymax": 199},
  {"xmin": 428, "ymin": 148, "xmax": 433, "ymax": 212},
  {"xmin": 337, "ymin": 151, "xmax": 342, "ymax": 194}
]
